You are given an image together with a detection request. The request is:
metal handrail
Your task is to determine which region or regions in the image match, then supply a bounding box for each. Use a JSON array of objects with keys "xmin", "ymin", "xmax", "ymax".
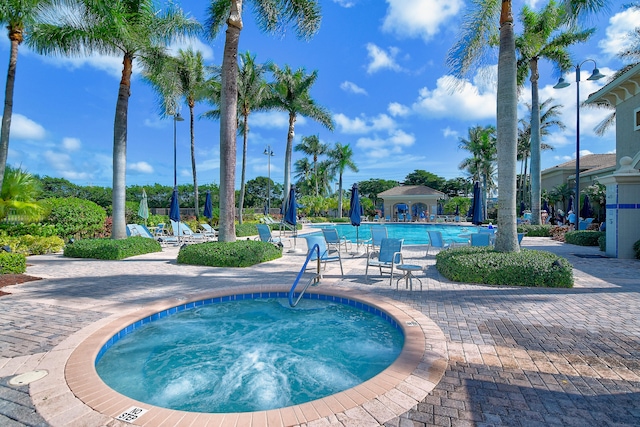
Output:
[{"xmin": 288, "ymin": 243, "xmax": 321, "ymax": 307}]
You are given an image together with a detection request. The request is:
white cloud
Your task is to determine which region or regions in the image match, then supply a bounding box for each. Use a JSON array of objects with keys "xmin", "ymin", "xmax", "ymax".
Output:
[
  {"xmin": 388, "ymin": 102, "xmax": 410, "ymax": 117},
  {"xmin": 39, "ymin": 52, "xmax": 129, "ymax": 79},
  {"xmin": 128, "ymin": 161, "xmax": 154, "ymax": 174},
  {"xmin": 168, "ymin": 37, "xmax": 215, "ymax": 61},
  {"xmin": 334, "ymin": 113, "xmax": 396, "ymax": 134},
  {"xmin": 381, "ymin": 0, "xmax": 463, "ymax": 42},
  {"xmin": 144, "ymin": 116, "xmax": 168, "ymax": 129},
  {"xmin": 10, "ymin": 114, "xmax": 46, "ymax": 140},
  {"xmin": 366, "ymin": 43, "xmax": 402, "ymax": 74},
  {"xmin": 599, "ymin": 8, "xmax": 640, "ymax": 58},
  {"xmin": 250, "ymin": 111, "xmax": 308, "ymax": 129},
  {"xmin": 340, "ymin": 81, "xmax": 368, "ymax": 95},
  {"xmin": 332, "ymin": 0, "xmax": 356, "ymax": 7},
  {"xmin": 62, "ymin": 137, "xmax": 81, "ymax": 151},
  {"xmin": 411, "ymin": 74, "xmax": 497, "ymax": 120},
  {"xmin": 442, "ymin": 127, "xmax": 458, "ymax": 138}
]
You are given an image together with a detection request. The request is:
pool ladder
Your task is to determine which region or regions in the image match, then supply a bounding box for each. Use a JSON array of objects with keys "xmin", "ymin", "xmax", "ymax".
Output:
[{"xmin": 288, "ymin": 244, "xmax": 322, "ymax": 307}]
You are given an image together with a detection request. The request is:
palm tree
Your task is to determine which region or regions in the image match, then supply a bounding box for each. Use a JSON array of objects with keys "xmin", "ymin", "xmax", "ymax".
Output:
[
  {"xmin": 145, "ymin": 48, "xmax": 208, "ymax": 220},
  {"xmin": 0, "ymin": 1, "xmax": 52, "ymax": 198},
  {"xmin": 516, "ymin": 1, "xmax": 593, "ymax": 225},
  {"xmin": 294, "ymin": 157, "xmax": 313, "ymax": 193},
  {"xmin": 267, "ymin": 64, "xmax": 334, "ymax": 209},
  {"xmin": 328, "ymin": 142, "xmax": 358, "ymax": 218},
  {"xmin": 205, "ymin": 0, "xmax": 322, "ymax": 242},
  {"xmin": 458, "ymin": 125, "xmax": 497, "ymax": 219},
  {"xmin": 0, "ymin": 165, "xmax": 45, "ymax": 222},
  {"xmin": 295, "ymin": 134, "xmax": 328, "ymax": 196},
  {"xmin": 447, "ymin": 0, "xmax": 605, "ymax": 252},
  {"xmin": 29, "ymin": 0, "xmax": 200, "ymax": 239}
]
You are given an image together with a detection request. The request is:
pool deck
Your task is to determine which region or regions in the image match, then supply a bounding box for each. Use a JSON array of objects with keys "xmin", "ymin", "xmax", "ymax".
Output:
[{"xmin": 0, "ymin": 229, "xmax": 639, "ymax": 426}]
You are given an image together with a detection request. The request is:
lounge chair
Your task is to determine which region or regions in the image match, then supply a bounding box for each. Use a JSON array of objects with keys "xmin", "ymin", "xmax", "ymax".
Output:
[
  {"xmin": 470, "ymin": 233, "xmax": 491, "ymax": 246},
  {"xmin": 578, "ymin": 218, "xmax": 594, "ymax": 230},
  {"xmin": 321, "ymin": 228, "xmax": 352, "ymax": 252},
  {"xmin": 365, "ymin": 238, "xmax": 403, "ymax": 286},
  {"xmin": 518, "ymin": 232, "xmax": 526, "ymax": 246},
  {"xmin": 199, "ymin": 223, "xmax": 218, "ymax": 240},
  {"xmin": 426, "ymin": 231, "xmax": 451, "ymax": 256},
  {"xmin": 128, "ymin": 224, "xmax": 178, "ymax": 245},
  {"xmin": 256, "ymin": 223, "xmax": 285, "ymax": 246},
  {"xmin": 170, "ymin": 220, "xmax": 206, "ymax": 243},
  {"xmin": 304, "ymin": 235, "xmax": 343, "ymax": 276},
  {"xmin": 366, "ymin": 225, "xmax": 388, "ymax": 255}
]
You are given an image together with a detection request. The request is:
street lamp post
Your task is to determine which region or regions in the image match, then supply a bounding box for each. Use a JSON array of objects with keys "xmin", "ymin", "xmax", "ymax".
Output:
[
  {"xmin": 173, "ymin": 113, "xmax": 184, "ymax": 188},
  {"xmin": 553, "ymin": 60, "xmax": 604, "ymax": 210},
  {"xmin": 263, "ymin": 146, "xmax": 274, "ymax": 214}
]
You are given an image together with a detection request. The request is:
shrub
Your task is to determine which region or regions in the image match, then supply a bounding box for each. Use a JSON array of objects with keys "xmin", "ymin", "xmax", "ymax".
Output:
[
  {"xmin": 236, "ymin": 223, "xmax": 258, "ymax": 237},
  {"xmin": 0, "ymin": 252, "xmax": 26, "ymax": 274},
  {"xmin": 63, "ymin": 236, "xmax": 162, "ymax": 260},
  {"xmin": 517, "ymin": 224, "xmax": 552, "ymax": 237},
  {"xmin": 0, "ymin": 223, "xmax": 58, "ymax": 237},
  {"xmin": 0, "ymin": 235, "xmax": 65, "ymax": 255},
  {"xmin": 598, "ymin": 235, "xmax": 606, "ymax": 252},
  {"xmin": 42, "ymin": 197, "xmax": 107, "ymax": 240},
  {"xmin": 177, "ymin": 240, "xmax": 282, "ymax": 267},
  {"xmin": 634, "ymin": 239, "xmax": 640, "ymax": 259},
  {"xmin": 330, "ymin": 217, "xmax": 350, "ymax": 223},
  {"xmin": 565, "ymin": 231, "xmax": 604, "ymax": 246},
  {"xmin": 308, "ymin": 217, "xmax": 329, "ymax": 223},
  {"xmin": 435, "ymin": 246, "xmax": 573, "ymax": 288}
]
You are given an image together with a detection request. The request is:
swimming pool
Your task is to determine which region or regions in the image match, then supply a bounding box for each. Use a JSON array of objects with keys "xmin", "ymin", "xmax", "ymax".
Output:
[
  {"xmin": 311, "ymin": 223, "xmax": 480, "ymax": 244},
  {"xmin": 95, "ymin": 294, "xmax": 404, "ymax": 413}
]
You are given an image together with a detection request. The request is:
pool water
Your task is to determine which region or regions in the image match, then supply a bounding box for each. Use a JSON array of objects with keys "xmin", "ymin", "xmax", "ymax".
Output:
[
  {"xmin": 311, "ymin": 223, "xmax": 480, "ymax": 245},
  {"xmin": 95, "ymin": 298, "xmax": 404, "ymax": 413}
]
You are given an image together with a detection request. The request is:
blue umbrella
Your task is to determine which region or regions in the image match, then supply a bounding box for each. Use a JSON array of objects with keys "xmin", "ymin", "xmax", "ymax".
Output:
[
  {"xmin": 455, "ymin": 205, "xmax": 459, "ymax": 216},
  {"xmin": 437, "ymin": 203, "xmax": 443, "ymax": 215},
  {"xmin": 580, "ymin": 194, "xmax": 592, "ymax": 219},
  {"xmin": 471, "ymin": 182, "xmax": 483, "ymax": 225},
  {"xmin": 349, "ymin": 184, "xmax": 362, "ymax": 247},
  {"xmin": 542, "ymin": 199, "xmax": 549, "ymax": 213},
  {"xmin": 520, "ymin": 201, "xmax": 526, "ymax": 216},
  {"xmin": 567, "ymin": 195, "xmax": 574, "ymax": 213},
  {"xmin": 284, "ymin": 186, "xmax": 298, "ymax": 250},
  {"xmin": 203, "ymin": 190, "xmax": 213, "ymax": 219},
  {"xmin": 169, "ymin": 187, "xmax": 181, "ymax": 244}
]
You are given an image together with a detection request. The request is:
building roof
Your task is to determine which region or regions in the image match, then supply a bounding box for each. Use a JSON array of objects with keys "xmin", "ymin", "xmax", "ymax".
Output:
[
  {"xmin": 542, "ymin": 153, "xmax": 616, "ymax": 174},
  {"xmin": 378, "ymin": 185, "xmax": 445, "ymax": 197},
  {"xmin": 585, "ymin": 62, "xmax": 640, "ymax": 107}
]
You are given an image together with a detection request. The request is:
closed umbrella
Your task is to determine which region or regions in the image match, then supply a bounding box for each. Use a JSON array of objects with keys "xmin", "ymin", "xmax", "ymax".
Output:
[
  {"xmin": 519, "ymin": 201, "xmax": 526, "ymax": 216},
  {"xmin": 169, "ymin": 187, "xmax": 180, "ymax": 244},
  {"xmin": 349, "ymin": 183, "xmax": 362, "ymax": 250},
  {"xmin": 138, "ymin": 188, "xmax": 149, "ymax": 226},
  {"xmin": 284, "ymin": 186, "xmax": 298, "ymax": 251},
  {"xmin": 580, "ymin": 194, "xmax": 592, "ymax": 219},
  {"xmin": 542, "ymin": 199, "xmax": 549, "ymax": 213},
  {"xmin": 455, "ymin": 205, "xmax": 459, "ymax": 216},
  {"xmin": 567, "ymin": 195, "xmax": 574, "ymax": 213},
  {"xmin": 203, "ymin": 190, "xmax": 213, "ymax": 219},
  {"xmin": 471, "ymin": 182, "xmax": 483, "ymax": 225}
]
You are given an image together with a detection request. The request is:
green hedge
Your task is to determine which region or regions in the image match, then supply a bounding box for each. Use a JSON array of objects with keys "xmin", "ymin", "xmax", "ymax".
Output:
[
  {"xmin": 516, "ymin": 224, "xmax": 553, "ymax": 237},
  {"xmin": 598, "ymin": 235, "xmax": 606, "ymax": 252},
  {"xmin": 177, "ymin": 240, "xmax": 282, "ymax": 267},
  {"xmin": 0, "ymin": 252, "xmax": 26, "ymax": 274},
  {"xmin": 435, "ymin": 246, "xmax": 573, "ymax": 288},
  {"xmin": 634, "ymin": 239, "xmax": 640, "ymax": 259},
  {"xmin": 42, "ymin": 197, "xmax": 107, "ymax": 240},
  {"xmin": 0, "ymin": 235, "xmax": 66, "ymax": 255},
  {"xmin": 236, "ymin": 223, "xmax": 258, "ymax": 237},
  {"xmin": 0, "ymin": 223, "xmax": 58, "ymax": 237},
  {"xmin": 63, "ymin": 236, "xmax": 162, "ymax": 260},
  {"xmin": 565, "ymin": 231, "xmax": 604, "ymax": 246}
]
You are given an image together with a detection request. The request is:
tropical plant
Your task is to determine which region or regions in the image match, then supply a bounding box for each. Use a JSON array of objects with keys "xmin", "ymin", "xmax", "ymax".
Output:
[
  {"xmin": 458, "ymin": 125, "xmax": 496, "ymax": 219},
  {"xmin": 144, "ymin": 48, "xmax": 208, "ymax": 220},
  {"xmin": 516, "ymin": 0, "xmax": 593, "ymax": 225},
  {"xmin": 267, "ymin": 64, "xmax": 334, "ymax": 209},
  {"xmin": 404, "ymin": 170, "xmax": 446, "ymax": 190},
  {"xmin": 446, "ymin": 0, "xmax": 605, "ymax": 252},
  {"xmin": 29, "ymin": 0, "xmax": 200, "ymax": 239},
  {"xmin": 0, "ymin": 1, "xmax": 53, "ymax": 195},
  {"xmin": 294, "ymin": 157, "xmax": 313, "ymax": 194},
  {"xmin": 295, "ymin": 134, "xmax": 328, "ymax": 196},
  {"xmin": 0, "ymin": 166, "xmax": 45, "ymax": 222},
  {"xmin": 205, "ymin": 0, "xmax": 322, "ymax": 242},
  {"xmin": 327, "ymin": 142, "xmax": 358, "ymax": 218}
]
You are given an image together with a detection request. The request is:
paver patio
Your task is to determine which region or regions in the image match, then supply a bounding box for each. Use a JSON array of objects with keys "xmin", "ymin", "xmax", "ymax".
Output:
[{"xmin": 0, "ymin": 233, "xmax": 638, "ymax": 426}]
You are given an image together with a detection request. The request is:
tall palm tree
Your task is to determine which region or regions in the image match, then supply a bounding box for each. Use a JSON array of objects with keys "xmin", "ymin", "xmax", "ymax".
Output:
[
  {"xmin": 294, "ymin": 157, "xmax": 313, "ymax": 193},
  {"xmin": 267, "ymin": 64, "xmax": 334, "ymax": 209},
  {"xmin": 295, "ymin": 134, "xmax": 328, "ymax": 197},
  {"xmin": 458, "ymin": 125, "xmax": 496, "ymax": 219},
  {"xmin": 328, "ymin": 142, "xmax": 358, "ymax": 218},
  {"xmin": 447, "ymin": 0, "xmax": 605, "ymax": 252},
  {"xmin": 516, "ymin": 1, "xmax": 593, "ymax": 225},
  {"xmin": 205, "ymin": 0, "xmax": 322, "ymax": 242},
  {"xmin": 29, "ymin": 0, "xmax": 200, "ymax": 239},
  {"xmin": 145, "ymin": 48, "xmax": 208, "ymax": 219},
  {"xmin": 0, "ymin": 1, "xmax": 52, "ymax": 197}
]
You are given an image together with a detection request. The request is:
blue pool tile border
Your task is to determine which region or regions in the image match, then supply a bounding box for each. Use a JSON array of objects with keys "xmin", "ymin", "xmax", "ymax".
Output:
[{"xmin": 95, "ymin": 292, "xmax": 403, "ymax": 365}]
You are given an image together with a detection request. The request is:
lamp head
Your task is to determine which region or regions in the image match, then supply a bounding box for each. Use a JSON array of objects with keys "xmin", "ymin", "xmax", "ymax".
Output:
[
  {"xmin": 553, "ymin": 77, "xmax": 571, "ymax": 89},
  {"xmin": 175, "ymin": 113, "xmax": 184, "ymax": 122},
  {"xmin": 587, "ymin": 68, "xmax": 605, "ymax": 81}
]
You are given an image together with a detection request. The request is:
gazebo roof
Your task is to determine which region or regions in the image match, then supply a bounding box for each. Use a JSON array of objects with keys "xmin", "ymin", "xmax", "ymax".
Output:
[{"xmin": 378, "ymin": 185, "xmax": 445, "ymax": 197}]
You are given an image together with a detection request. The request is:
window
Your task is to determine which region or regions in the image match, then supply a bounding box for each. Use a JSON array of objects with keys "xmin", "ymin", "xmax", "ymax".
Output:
[{"xmin": 635, "ymin": 107, "xmax": 640, "ymax": 131}]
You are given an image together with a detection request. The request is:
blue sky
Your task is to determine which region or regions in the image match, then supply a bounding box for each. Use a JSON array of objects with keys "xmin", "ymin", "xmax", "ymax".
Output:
[{"xmin": 1, "ymin": 0, "xmax": 636, "ymax": 190}]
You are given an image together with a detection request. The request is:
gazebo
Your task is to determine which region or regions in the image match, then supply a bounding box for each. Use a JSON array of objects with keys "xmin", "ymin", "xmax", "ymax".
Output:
[{"xmin": 378, "ymin": 185, "xmax": 445, "ymax": 221}]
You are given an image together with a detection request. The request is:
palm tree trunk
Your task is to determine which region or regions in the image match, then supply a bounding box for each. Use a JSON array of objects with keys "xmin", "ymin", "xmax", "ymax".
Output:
[
  {"xmin": 0, "ymin": 35, "xmax": 20, "ymax": 199},
  {"xmin": 238, "ymin": 114, "xmax": 248, "ymax": 224},
  {"xmin": 189, "ymin": 101, "xmax": 199, "ymax": 220},
  {"xmin": 111, "ymin": 53, "xmax": 133, "ymax": 240},
  {"xmin": 283, "ymin": 113, "xmax": 296, "ymax": 208},
  {"xmin": 495, "ymin": 0, "xmax": 519, "ymax": 252},
  {"xmin": 529, "ymin": 58, "xmax": 541, "ymax": 225},
  {"xmin": 218, "ymin": 1, "xmax": 242, "ymax": 242}
]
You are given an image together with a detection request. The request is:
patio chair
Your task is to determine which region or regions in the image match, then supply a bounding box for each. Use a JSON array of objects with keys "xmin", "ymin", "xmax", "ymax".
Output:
[
  {"xmin": 426, "ymin": 231, "xmax": 451, "ymax": 256},
  {"xmin": 365, "ymin": 238, "xmax": 404, "ymax": 286},
  {"xmin": 256, "ymin": 223, "xmax": 285, "ymax": 246},
  {"xmin": 304, "ymin": 235, "xmax": 343, "ymax": 276},
  {"xmin": 199, "ymin": 223, "xmax": 219, "ymax": 240},
  {"xmin": 470, "ymin": 233, "xmax": 491, "ymax": 246},
  {"xmin": 321, "ymin": 227, "xmax": 352, "ymax": 252},
  {"xmin": 578, "ymin": 218, "xmax": 594, "ymax": 230},
  {"xmin": 128, "ymin": 224, "xmax": 178, "ymax": 245},
  {"xmin": 366, "ymin": 225, "xmax": 388, "ymax": 255},
  {"xmin": 518, "ymin": 232, "xmax": 526, "ymax": 246},
  {"xmin": 170, "ymin": 220, "xmax": 206, "ymax": 243}
]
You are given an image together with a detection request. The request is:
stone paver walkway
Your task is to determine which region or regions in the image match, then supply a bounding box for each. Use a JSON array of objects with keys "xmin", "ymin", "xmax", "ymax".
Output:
[{"xmin": 0, "ymin": 234, "xmax": 638, "ymax": 426}]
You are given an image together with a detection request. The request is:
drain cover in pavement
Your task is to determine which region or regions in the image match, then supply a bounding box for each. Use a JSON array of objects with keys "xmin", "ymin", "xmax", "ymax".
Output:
[
  {"xmin": 573, "ymin": 253, "xmax": 607, "ymax": 258},
  {"xmin": 9, "ymin": 370, "xmax": 48, "ymax": 385}
]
